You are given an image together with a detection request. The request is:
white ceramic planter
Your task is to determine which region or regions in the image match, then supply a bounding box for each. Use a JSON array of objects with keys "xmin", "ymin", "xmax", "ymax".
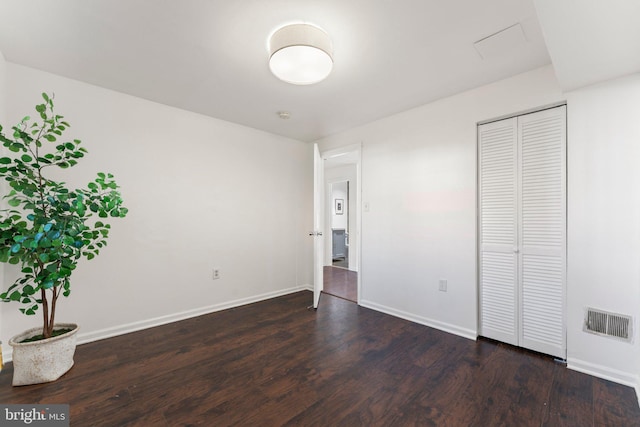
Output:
[{"xmin": 9, "ymin": 323, "xmax": 79, "ymax": 386}]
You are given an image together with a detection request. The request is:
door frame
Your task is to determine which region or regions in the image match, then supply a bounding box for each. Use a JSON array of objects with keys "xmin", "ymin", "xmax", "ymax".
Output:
[{"xmin": 316, "ymin": 143, "xmax": 363, "ymax": 305}]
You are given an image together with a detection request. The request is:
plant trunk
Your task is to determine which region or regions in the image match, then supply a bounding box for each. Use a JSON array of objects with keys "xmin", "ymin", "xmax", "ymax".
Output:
[
  {"xmin": 49, "ymin": 288, "xmax": 58, "ymax": 337},
  {"xmin": 41, "ymin": 288, "xmax": 52, "ymax": 339}
]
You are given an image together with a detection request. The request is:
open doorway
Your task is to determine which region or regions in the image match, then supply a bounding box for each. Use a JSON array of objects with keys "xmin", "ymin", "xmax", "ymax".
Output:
[
  {"xmin": 322, "ymin": 149, "xmax": 360, "ymax": 303},
  {"xmin": 330, "ymin": 181, "xmax": 349, "ymax": 268}
]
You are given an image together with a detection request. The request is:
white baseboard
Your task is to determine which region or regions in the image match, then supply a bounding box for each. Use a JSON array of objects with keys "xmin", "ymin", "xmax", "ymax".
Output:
[
  {"xmin": 1, "ymin": 285, "xmax": 310, "ymax": 364},
  {"xmin": 359, "ymin": 299, "xmax": 477, "ymax": 341},
  {"xmin": 568, "ymin": 357, "xmax": 638, "ymax": 389}
]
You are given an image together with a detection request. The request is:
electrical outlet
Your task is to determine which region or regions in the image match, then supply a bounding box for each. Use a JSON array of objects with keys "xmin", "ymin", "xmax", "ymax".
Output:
[
  {"xmin": 212, "ymin": 269, "xmax": 220, "ymax": 280},
  {"xmin": 439, "ymin": 279, "xmax": 447, "ymax": 292}
]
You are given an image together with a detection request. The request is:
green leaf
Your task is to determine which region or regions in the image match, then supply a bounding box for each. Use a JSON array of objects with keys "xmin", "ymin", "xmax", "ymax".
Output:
[
  {"xmin": 0, "ymin": 157, "xmax": 11, "ymax": 164},
  {"xmin": 10, "ymin": 290, "xmax": 21, "ymax": 301},
  {"xmin": 42, "ymin": 93, "xmax": 50, "ymax": 102},
  {"xmin": 21, "ymin": 154, "xmax": 33, "ymax": 162}
]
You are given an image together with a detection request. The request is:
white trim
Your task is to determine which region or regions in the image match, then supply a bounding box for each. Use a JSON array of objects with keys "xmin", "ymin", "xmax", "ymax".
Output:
[
  {"xmin": 567, "ymin": 357, "xmax": 638, "ymax": 388},
  {"xmin": 360, "ymin": 299, "xmax": 477, "ymax": 341},
  {"xmin": 477, "ymin": 101, "xmax": 567, "ymax": 126},
  {"xmin": 2, "ymin": 285, "xmax": 309, "ymax": 363}
]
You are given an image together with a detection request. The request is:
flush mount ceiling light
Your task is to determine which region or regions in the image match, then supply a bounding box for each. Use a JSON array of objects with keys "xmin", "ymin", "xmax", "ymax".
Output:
[{"xmin": 269, "ymin": 24, "xmax": 333, "ymax": 85}]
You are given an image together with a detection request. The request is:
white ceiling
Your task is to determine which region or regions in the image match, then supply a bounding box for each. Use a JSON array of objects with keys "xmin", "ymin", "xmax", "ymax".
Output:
[
  {"xmin": 534, "ymin": 0, "xmax": 640, "ymax": 92},
  {"xmin": 0, "ymin": 1, "xmax": 637, "ymax": 142}
]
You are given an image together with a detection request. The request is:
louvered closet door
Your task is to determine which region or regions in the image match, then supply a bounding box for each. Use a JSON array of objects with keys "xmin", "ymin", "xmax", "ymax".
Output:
[
  {"xmin": 478, "ymin": 105, "xmax": 566, "ymax": 360},
  {"xmin": 518, "ymin": 106, "xmax": 566, "ymax": 359},
  {"xmin": 478, "ymin": 117, "xmax": 518, "ymax": 346}
]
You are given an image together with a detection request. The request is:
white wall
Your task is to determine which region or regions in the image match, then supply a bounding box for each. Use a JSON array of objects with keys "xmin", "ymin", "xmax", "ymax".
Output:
[
  {"xmin": 331, "ymin": 181, "xmax": 348, "ymax": 230},
  {"xmin": 317, "ymin": 65, "xmax": 564, "ymax": 339},
  {"xmin": 0, "ymin": 50, "xmax": 6, "ymax": 119},
  {"xmin": 1, "ymin": 63, "xmax": 313, "ymax": 359},
  {"xmin": 565, "ymin": 73, "xmax": 640, "ymax": 389}
]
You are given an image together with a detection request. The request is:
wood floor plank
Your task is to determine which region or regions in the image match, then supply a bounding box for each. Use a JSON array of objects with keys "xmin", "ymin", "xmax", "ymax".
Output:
[
  {"xmin": 323, "ymin": 266, "xmax": 357, "ymax": 302},
  {"xmin": 1, "ymin": 291, "xmax": 638, "ymax": 426},
  {"xmin": 593, "ymin": 376, "xmax": 640, "ymax": 427},
  {"xmin": 542, "ymin": 364, "xmax": 594, "ymax": 427}
]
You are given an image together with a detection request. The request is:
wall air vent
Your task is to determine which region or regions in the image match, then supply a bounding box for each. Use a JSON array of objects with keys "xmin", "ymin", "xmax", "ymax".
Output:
[{"xmin": 584, "ymin": 308, "xmax": 633, "ymax": 343}]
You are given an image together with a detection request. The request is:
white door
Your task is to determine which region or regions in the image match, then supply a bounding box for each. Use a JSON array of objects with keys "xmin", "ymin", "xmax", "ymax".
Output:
[
  {"xmin": 518, "ymin": 106, "xmax": 566, "ymax": 358},
  {"xmin": 312, "ymin": 143, "xmax": 324, "ymax": 308},
  {"xmin": 479, "ymin": 105, "xmax": 566, "ymax": 359},
  {"xmin": 478, "ymin": 117, "xmax": 519, "ymax": 346}
]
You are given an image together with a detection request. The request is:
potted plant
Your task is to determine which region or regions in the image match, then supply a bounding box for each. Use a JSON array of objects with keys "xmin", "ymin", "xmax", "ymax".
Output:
[{"xmin": 0, "ymin": 93, "xmax": 127, "ymax": 385}]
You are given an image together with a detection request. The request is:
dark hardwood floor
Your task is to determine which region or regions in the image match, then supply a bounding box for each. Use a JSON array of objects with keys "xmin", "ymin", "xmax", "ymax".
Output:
[
  {"xmin": 1, "ymin": 291, "xmax": 639, "ymax": 426},
  {"xmin": 323, "ymin": 266, "xmax": 357, "ymax": 302}
]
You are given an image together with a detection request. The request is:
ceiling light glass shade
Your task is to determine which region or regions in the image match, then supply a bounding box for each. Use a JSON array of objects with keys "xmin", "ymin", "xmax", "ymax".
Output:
[{"xmin": 269, "ymin": 24, "xmax": 333, "ymax": 85}]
